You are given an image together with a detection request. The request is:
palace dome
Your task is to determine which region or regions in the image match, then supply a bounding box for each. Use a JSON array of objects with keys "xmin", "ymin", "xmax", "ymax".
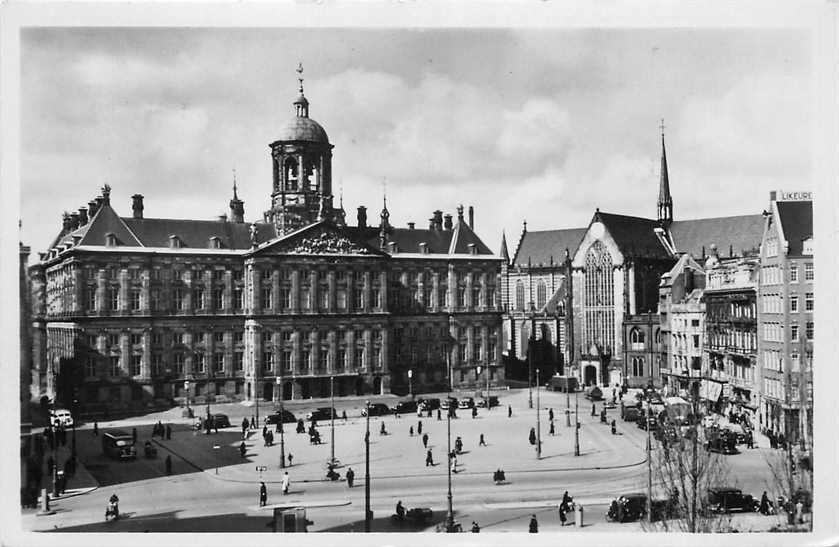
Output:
[{"xmin": 275, "ymin": 116, "xmax": 329, "ymax": 144}]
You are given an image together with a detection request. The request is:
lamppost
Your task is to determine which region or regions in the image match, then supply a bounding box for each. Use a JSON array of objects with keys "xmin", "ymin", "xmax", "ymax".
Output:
[
  {"xmin": 445, "ymin": 352, "xmax": 455, "ymax": 532},
  {"xmin": 528, "ymin": 302, "xmax": 536, "ymax": 409},
  {"xmin": 184, "ymin": 379, "xmax": 191, "ymax": 418},
  {"xmin": 645, "ymin": 392, "xmax": 653, "ymax": 522},
  {"xmin": 71, "ymin": 397, "xmax": 78, "ymax": 458},
  {"xmin": 536, "ymin": 368, "xmax": 542, "ymax": 459},
  {"xmin": 574, "ymin": 388, "xmax": 580, "ymax": 456},
  {"xmin": 330, "ymin": 375, "xmax": 336, "ymax": 467},
  {"xmin": 408, "ymin": 369, "xmax": 413, "ymax": 401},
  {"xmin": 364, "ymin": 400, "xmax": 371, "ymax": 532},
  {"xmin": 566, "ymin": 381, "xmax": 572, "ymax": 427},
  {"xmin": 277, "ymin": 376, "xmax": 285, "ymax": 469}
]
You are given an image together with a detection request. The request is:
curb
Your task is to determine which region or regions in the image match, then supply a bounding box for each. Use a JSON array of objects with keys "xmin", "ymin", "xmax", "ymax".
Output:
[{"xmin": 38, "ymin": 486, "xmax": 99, "ymax": 505}]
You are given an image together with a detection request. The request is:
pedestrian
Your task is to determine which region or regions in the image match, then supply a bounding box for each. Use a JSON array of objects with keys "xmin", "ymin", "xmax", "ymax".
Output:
[
  {"xmin": 611, "ymin": 419, "xmax": 617, "ymax": 435},
  {"xmin": 132, "ymin": 427, "xmax": 137, "ymax": 444},
  {"xmin": 508, "ymin": 405, "xmax": 512, "ymax": 418},
  {"xmin": 427, "ymin": 407, "xmax": 432, "ymax": 418},
  {"xmin": 275, "ymin": 420, "xmax": 281, "ymax": 434},
  {"xmin": 450, "ymin": 454, "xmax": 457, "ymax": 474},
  {"xmin": 262, "ymin": 425, "xmax": 268, "ymax": 439},
  {"xmin": 242, "ymin": 417, "xmax": 249, "ymax": 436},
  {"xmin": 426, "ymin": 449, "xmax": 434, "ymax": 466},
  {"xmin": 437, "ymin": 409, "xmax": 442, "ymax": 421},
  {"xmin": 250, "ymin": 415, "xmax": 256, "ymax": 429},
  {"xmin": 529, "ymin": 427, "xmax": 536, "ymax": 446},
  {"xmin": 422, "ymin": 433, "xmax": 429, "ymax": 448},
  {"xmin": 165, "ymin": 455, "xmax": 172, "ymax": 475},
  {"xmin": 259, "ymin": 481, "xmax": 268, "ymax": 506},
  {"xmin": 417, "ymin": 420, "xmax": 423, "ymax": 435},
  {"xmin": 479, "ymin": 434, "xmax": 486, "ymax": 446},
  {"xmin": 559, "ymin": 501, "xmax": 568, "ymax": 526},
  {"xmin": 759, "ymin": 491, "xmax": 770, "ymax": 515},
  {"xmin": 157, "ymin": 420, "xmax": 164, "ymax": 437},
  {"xmin": 281, "ymin": 471, "xmax": 290, "ymax": 495},
  {"xmin": 239, "ymin": 441, "xmax": 247, "ymax": 458},
  {"xmin": 747, "ymin": 430, "xmax": 754, "ymax": 449},
  {"xmin": 549, "ymin": 421, "xmax": 555, "ymax": 436},
  {"xmin": 346, "ymin": 467, "xmax": 355, "ymax": 487},
  {"xmin": 297, "ymin": 419, "xmax": 305, "ymax": 434},
  {"xmin": 455, "ymin": 436, "xmax": 463, "ymax": 453},
  {"xmin": 380, "ymin": 422, "xmax": 387, "ymax": 435},
  {"xmin": 549, "ymin": 408, "xmax": 554, "ymax": 421},
  {"xmin": 288, "ymin": 453, "xmax": 293, "ymax": 466},
  {"xmin": 795, "ymin": 499, "xmax": 804, "ymax": 524},
  {"xmin": 471, "ymin": 521, "xmax": 480, "ymax": 533},
  {"xmin": 93, "ymin": 421, "xmax": 98, "ymax": 436},
  {"xmin": 342, "ymin": 410, "xmax": 347, "ymax": 422},
  {"xmin": 528, "ymin": 514, "xmax": 538, "ymax": 533},
  {"xmin": 591, "ymin": 403, "xmax": 596, "ymax": 417},
  {"xmin": 472, "ymin": 407, "xmax": 478, "ymax": 419},
  {"xmin": 409, "ymin": 426, "xmax": 414, "ymax": 436},
  {"xmin": 166, "ymin": 424, "xmax": 172, "ymax": 440}
]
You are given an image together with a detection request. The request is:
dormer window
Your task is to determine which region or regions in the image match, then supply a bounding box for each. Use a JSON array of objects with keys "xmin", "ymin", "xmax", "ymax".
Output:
[
  {"xmin": 419, "ymin": 242, "xmax": 429, "ymax": 254},
  {"xmin": 468, "ymin": 243, "xmax": 477, "ymax": 255},
  {"xmin": 209, "ymin": 236, "xmax": 223, "ymax": 249},
  {"xmin": 802, "ymin": 237, "xmax": 813, "ymax": 256},
  {"xmin": 105, "ymin": 232, "xmax": 118, "ymax": 247},
  {"xmin": 169, "ymin": 235, "xmax": 183, "ymax": 249}
]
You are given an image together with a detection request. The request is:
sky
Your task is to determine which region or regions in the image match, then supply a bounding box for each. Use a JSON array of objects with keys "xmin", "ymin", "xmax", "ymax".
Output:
[{"xmin": 20, "ymin": 27, "xmax": 812, "ymax": 256}]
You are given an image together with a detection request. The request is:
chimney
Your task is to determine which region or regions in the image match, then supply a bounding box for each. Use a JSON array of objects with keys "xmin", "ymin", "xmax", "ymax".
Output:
[
  {"xmin": 61, "ymin": 212, "xmax": 72, "ymax": 232},
  {"xmin": 101, "ymin": 184, "xmax": 111, "ymax": 205},
  {"xmin": 770, "ymin": 190, "xmax": 777, "ymax": 202},
  {"xmin": 357, "ymin": 206, "xmax": 368, "ymax": 228},
  {"xmin": 443, "ymin": 214, "xmax": 453, "ymax": 231},
  {"xmin": 131, "ymin": 194, "xmax": 144, "ymax": 219},
  {"xmin": 407, "ymin": 222, "xmax": 415, "ymax": 230},
  {"xmin": 70, "ymin": 212, "xmax": 80, "ymax": 230},
  {"xmin": 468, "ymin": 206, "xmax": 474, "ymax": 229},
  {"xmin": 433, "ymin": 210, "xmax": 443, "ymax": 231},
  {"xmin": 88, "ymin": 200, "xmax": 99, "ymax": 219},
  {"xmin": 78, "ymin": 207, "xmax": 88, "ymax": 225},
  {"xmin": 218, "ymin": 214, "xmax": 228, "ymax": 222},
  {"xmin": 456, "ymin": 204, "xmax": 464, "ymax": 224},
  {"xmin": 428, "ymin": 217, "xmax": 436, "ymax": 230}
]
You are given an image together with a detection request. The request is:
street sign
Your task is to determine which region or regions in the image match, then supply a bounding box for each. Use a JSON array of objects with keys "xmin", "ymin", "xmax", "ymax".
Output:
[{"xmin": 256, "ymin": 466, "xmax": 268, "ymax": 472}]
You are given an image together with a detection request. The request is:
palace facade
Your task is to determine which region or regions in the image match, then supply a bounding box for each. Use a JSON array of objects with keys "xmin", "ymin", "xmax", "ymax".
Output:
[{"xmin": 30, "ymin": 74, "xmax": 504, "ymax": 412}]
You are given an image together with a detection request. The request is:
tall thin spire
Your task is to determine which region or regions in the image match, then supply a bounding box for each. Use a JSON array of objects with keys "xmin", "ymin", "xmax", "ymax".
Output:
[
  {"xmin": 294, "ymin": 62, "xmax": 309, "ymax": 118},
  {"xmin": 232, "ymin": 168, "xmax": 239, "ymax": 200},
  {"xmin": 657, "ymin": 119, "xmax": 673, "ymax": 227},
  {"xmin": 500, "ymin": 230, "xmax": 510, "ymax": 264},
  {"xmin": 229, "ymin": 168, "xmax": 244, "ymax": 223}
]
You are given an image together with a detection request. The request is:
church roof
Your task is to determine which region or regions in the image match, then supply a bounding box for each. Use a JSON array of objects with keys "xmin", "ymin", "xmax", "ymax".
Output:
[
  {"xmin": 595, "ymin": 212, "xmax": 671, "ymax": 259},
  {"xmin": 512, "ymin": 228, "xmax": 586, "ymax": 267},
  {"xmin": 670, "ymin": 214, "xmax": 764, "ymax": 259},
  {"xmin": 776, "ymin": 201, "xmax": 812, "ymax": 256}
]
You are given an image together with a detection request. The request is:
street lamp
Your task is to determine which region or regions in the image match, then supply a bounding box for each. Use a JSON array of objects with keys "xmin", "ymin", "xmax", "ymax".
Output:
[
  {"xmin": 574, "ymin": 389, "xmax": 580, "ymax": 456},
  {"xmin": 184, "ymin": 379, "xmax": 191, "ymax": 418},
  {"xmin": 364, "ymin": 400, "xmax": 371, "ymax": 532},
  {"xmin": 536, "ymin": 368, "xmax": 541, "ymax": 459},
  {"xmin": 277, "ymin": 376, "xmax": 285, "ymax": 469},
  {"xmin": 330, "ymin": 375, "xmax": 336, "ymax": 467},
  {"xmin": 445, "ymin": 357, "xmax": 455, "ymax": 533},
  {"xmin": 528, "ymin": 302, "xmax": 536, "ymax": 409},
  {"xmin": 408, "ymin": 369, "xmax": 413, "ymax": 401}
]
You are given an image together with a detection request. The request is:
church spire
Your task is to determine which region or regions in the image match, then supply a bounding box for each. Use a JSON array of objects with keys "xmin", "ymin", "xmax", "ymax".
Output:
[
  {"xmin": 500, "ymin": 230, "xmax": 510, "ymax": 265},
  {"xmin": 657, "ymin": 119, "xmax": 673, "ymax": 227},
  {"xmin": 229, "ymin": 168, "xmax": 244, "ymax": 223}
]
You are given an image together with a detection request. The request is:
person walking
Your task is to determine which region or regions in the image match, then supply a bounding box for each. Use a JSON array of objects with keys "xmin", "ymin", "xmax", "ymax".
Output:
[
  {"xmin": 93, "ymin": 421, "xmax": 98, "ymax": 436},
  {"xmin": 417, "ymin": 420, "xmax": 423, "ymax": 435},
  {"xmin": 275, "ymin": 420, "xmax": 281, "ymax": 434},
  {"xmin": 479, "ymin": 434, "xmax": 487, "ymax": 447},
  {"xmin": 471, "ymin": 521, "xmax": 480, "ymax": 533},
  {"xmin": 559, "ymin": 501, "xmax": 568, "ymax": 526},
  {"xmin": 156, "ymin": 420, "xmax": 164, "ymax": 437},
  {"xmin": 508, "ymin": 405, "xmax": 512, "ymax": 418},
  {"xmin": 591, "ymin": 403, "xmax": 596, "ymax": 417},
  {"xmin": 380, "ymin": 422, "xmax": 387, "ymax": 436},
  {"xmin": 426, "ymin": 449, "xmax": 434, "ymax": 466},
  {"xmin": 250, "ymin": 415, "xmax": 256, "ymax": 429},
  {"xmin": 437, "ymin": 409, "xmax": 442, "ymax": 421},
  {"xmin": 346, "ymin": 467, "xmax": 355, "ymax": 488},
  {"xmin": 450, "ymin": 453, "xmax": 458, "ymax": 474},
  {"xmin": 529, "ymin": 427, "xmax": 536, "ymax": 446},
  {"xmin": 287, "ymin": 453, "xmax": 293, "ymax": 467},
  {"xmin": 611, "ymin": 419, "xmax": 617, "ymax": 435},
  {"xmin": 342, "ymin": 410, "xmax": 348, "ymax": 422},
  {"xmin": 165, "ymin": 455, "xmax": 172, "ymax": 475},
  {"xmin": 759, "ymin": 491, "xmax": 770, "ymax": 515},
  {"xmin": 262, "ymin": 425, "xmax": 268, "ymax": 440},
  {"xmin": 242, "ymin": 417, "xmax": 249, "ymax": 437},
  {"xmin": 259, "ymin": 481, "xmax": 268, "ymax": 506},
  {"xmin": 549, "ymin": 421, "xmax": 555, "ymax": 436},
  {"xmin": 132, "ymin": 427, "xmax": 138, "ymax": 444},
  {"xmin": 281, "ymin": 472, "xmax": 290, "ymax": 495},
  {"xmin": 472, "ymin": 407, "xmax": 478, "ymax": 419},
  {"xmin": 549, "ymin": 408, "xmax": 554, "ymax": 421},
  {"xmin": 409, "ymin": 426, "xmax": 414, "ymax": 437},
  {"xmin": 528, "ymin": 514, "xmax": 538, "ymax": 533},
  {"xmin": 747, "ymin": 430, "xmax": 754, "ymax": 449}
]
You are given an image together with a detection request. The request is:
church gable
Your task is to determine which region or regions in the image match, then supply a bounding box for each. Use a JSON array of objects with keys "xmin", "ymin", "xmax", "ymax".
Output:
[
  {"xmin": 252, "ymin": 222, "xmax": 384, "ymax": 257},
  {"xmin": 571, "ymin": 217, "xmax": 625, "ymax": 269}
]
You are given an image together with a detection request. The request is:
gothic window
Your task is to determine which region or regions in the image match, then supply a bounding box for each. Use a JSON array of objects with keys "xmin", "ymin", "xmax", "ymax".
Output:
[
  {"xmin": 630, "ymin": 329, "xmax": 645, "ymax": 345},
  {"xmin": 515, "ymin": 280, "xmax": 525, "ymax": 311},
  {"xmin": 536, "ymin": 281, "xmax": 547, "ymax": 309},
  {"xmin": 582, "ymin": 241, "xmax": 615, "ymax": 352}
]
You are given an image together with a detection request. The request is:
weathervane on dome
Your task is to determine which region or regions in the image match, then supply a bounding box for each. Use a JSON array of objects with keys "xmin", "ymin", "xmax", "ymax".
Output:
[{"xmin": 297, "ymin": 62, "xmax": 305, "ymax": 93}]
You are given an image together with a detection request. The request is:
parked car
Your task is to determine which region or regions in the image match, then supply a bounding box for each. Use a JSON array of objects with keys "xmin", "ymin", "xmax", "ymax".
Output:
[
  {"xmin": 621, "ymin": 404, "xmax": 641, "ymax": 422},
  {"xmin": 705, "ymin": 428, "xmax": 737, "ymax": 454},
  {"xmin": 707, "ymin": 487, "xmax": 757, "ymax": 513},
  {"xmin": 361, "ymin": 403, "xmax": 391, "ymax": 417},
  {"xmin": 419, "ymin": 398, "xmax": 441, "ymax": 412},
  {"xmin": 458, "ymin": 397, "xmax": 474, "ymax": 409},
  {"xmin": 211, "ymin": 413, "xmax": 231, "ymax": 428},
  {"xmin": 307, "ymin": 407, "xmax": 337, "ymax": 421},
  {"xmin": 607, "ymin": 493, "xmax": 675, "ymax": 523},
  {"xmin": 49, "ymin": 408, "xmax": 74, "ymax": 428},
  {"xmin": 264, "ymin": 409, "xmax": 297, "ymax": 425},
  {"xmin": 440, "ymin": 397, "xmax": 459, "ymax": 410},
  {"xmin": 393, "ymin": 401, "xmax": 418, "ymax": 414},
  {"xmin": 585, "ymin": 386, "xmax": 603, "ymax": 401},
  {"xmin": 476, "ymin": 395, "xmax": 500, "ymax": 408},
  {"xmin": 637, "ymin": 415, "xmax": 659, "ymax": 431}
]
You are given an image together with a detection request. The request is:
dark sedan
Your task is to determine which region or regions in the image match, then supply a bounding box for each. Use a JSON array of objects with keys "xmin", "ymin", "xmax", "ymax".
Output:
[
  {"xmin": 264, "ymin": 409, "xmax": 297, "ymax": 425},
  {"xmin": 361, "ymin": 403, "xmax": 391, "ymax": 417},
  {"xmin": 708, "ymin": 488, "xmax": 757, "ymax": 513},
  {"xmin": 307, "ymin": 407, "xmax": 337, "ymax": 421},
  {"xmin": 211, "ymin": 413, "xmax": 231, "ymax": 428},
  {"xmin": 393, "ymin": 401, "xmax": 418, "ymax": 414}
]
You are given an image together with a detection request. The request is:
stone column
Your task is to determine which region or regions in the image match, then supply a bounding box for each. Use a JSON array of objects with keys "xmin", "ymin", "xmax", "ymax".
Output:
[
  {"xmin": 448, "ymin": 264, "xmax": 456, "ymax": 312},
  {"xmin": 465, "ymin": 271, "xmax": 474, "ymax": 311},
  {"xmin": 142, "ymin": 328, "xmax": 152, "ymax": 380},
  {"xmin": 245, "ymin": 320, "xmax": 262, "ymax": 403},
  {"xmin": 272, "ymin": 269, "xmax": 280, "ymax": 314},
  {"xmin": 362, "ymin": 271, "xmax": 372, "ymax": 313},
  {"xmin": 252, "ymin": 265, "xmax": 262, "ymax": 313},
  {"xmin": 378, "ymin": 270, "xmax": 387, "ymax": 312},
  {"xmin": 72, "ymin": 264, "xmax": 83, "ymax": 314},
  {"xmin": 327, "ymin": 271, "xmax": 336, "ymax": 313},
  {"xmin": 481, "ymin": 324, "xmax": 490, "ymax": 368},
  {"xmin": 480, "ymin": 272, "xmax": 488, "ymax": 310},
  {"xmin": 380, "ymin": 327, "xmax": 389, "ymax": 375},
  {"xmin": 224, "ymin": 270, "xmax": 233, "ymax": 312},
  {"xmin": 309, "ymin": 270, "xmax": 318, "ymax": 312},
  {"xmin": 119, "ymin": 269, "xmax": 129, "ymax": 313},
  {"xmin": 141, "ymin": 268, "xmax": 151, "ymax": 314}
]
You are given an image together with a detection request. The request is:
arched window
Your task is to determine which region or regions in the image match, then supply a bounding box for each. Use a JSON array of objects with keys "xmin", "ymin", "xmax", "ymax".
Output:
[
  {"xmin": 285, "ymin": 158, "xmax": 299, "ymax": 191},
  {"xmin": 515, "ymin": 280, "xmax": 525, "ymax": 311},
  {"xmin": 536, "ymin": 281, "xmax": 547, "ymax": 309},
  {"xmin": 583, "ymin": 240, "xmax": 615, "ymax": 352},
  {"xmin": 630, "ymin": 328, "xmax": 646, "ymax": 345},
  {"xmin": 632, "ymin": 357, "xmax": 645, "ymax": 377}
]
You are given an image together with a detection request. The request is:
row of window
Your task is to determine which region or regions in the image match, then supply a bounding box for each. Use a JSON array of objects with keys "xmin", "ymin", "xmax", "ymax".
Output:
[
  {"xmin": 761, "ymin": 263, "xmax": 814, "ymax": 285},
  {"xmin": 762, "ymin": 321, "xmax": 814, "ymax": 343},
  {"xmin": 761, "ymin": 293, "xmax": 814, "ymax": 314},
  {"xmin": 85, "ymin": 266, "xmax": 244, "ymax": 282},
  {"xmin": 706, "ymin": 329, "xmax": 757, "ymax": 352}
]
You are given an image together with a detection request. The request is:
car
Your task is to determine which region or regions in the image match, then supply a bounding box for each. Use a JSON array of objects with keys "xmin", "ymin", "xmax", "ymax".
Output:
[
  {"xmin": 393, "ymin": 401, "xmax": 418, "ymax": 414},
  {"xmin": 705, "ymin": 428, "xmax": 737, "ymax": 454},
  {"xmin": 440, "ymin": 397, "xmax": 458, "ymax": 410},
  {"xmin": 708, "ymin": 488, "xmax": 757, "ymax": 513},
  {"xmin": 621, "ymin": 404, "xmax": 640, "ymax": 422},
  {"xmin": 637, "ymin": 415, "xmax": 659, "ymax": 431},
  {"xmin": 457, "ymin": 397, "xmax": 474, "ymax": 409},
  {"xmin": 361, "ymin": 403, "xmax": 391, "ymax": 417},
  {"xmin": 476, "ymin": 395, "xmax": 500, "ymax": 408},
  {"xmin": 307, "ymin": 407, "xmax": 337, "ymax": 421},
  {"xmin": 49, "ymin": 408, "xmax": 74, "ymax": 428},
  {"xmin": 211, "ymin": 413, "xmax": 231, "ymax": 428},
  {"xmin": 264, "ymin": 409, "xmax": 297, "ymax": 425},
  {"xmin": 419, "ymin": 398, "xmax": 441, "ymax": 412},
  {"xmin": 607, "ymin": 493, "xmax": 676, "ymax": 523},
  {"xmin": 585, "ymin": 386, "xmax": 603, "ymax": 401}
]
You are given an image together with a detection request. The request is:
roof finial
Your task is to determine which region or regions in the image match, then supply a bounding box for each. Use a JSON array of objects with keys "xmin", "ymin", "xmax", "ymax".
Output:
[
  {"xmin": 297, "ymin": 62, "xmax": 304, "ymax": 94},
  {"xmin": 232, "ymin": 168, "xmax": 238, "ymax": 200},
  {"xmin": 660, "ymin": 118, "xmax": 666, "ymax": 139}
]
